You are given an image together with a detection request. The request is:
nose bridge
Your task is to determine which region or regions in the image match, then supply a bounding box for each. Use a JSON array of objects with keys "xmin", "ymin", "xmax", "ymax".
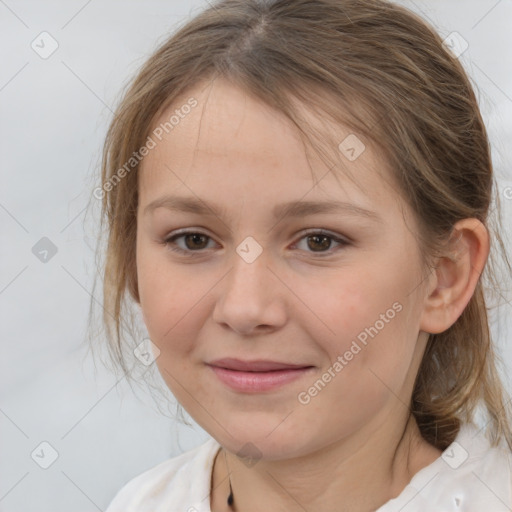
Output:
[
  {"xmin": 213, "ymin": 238, "xmax": 286, "ymax": 333},
  {"xmin": 225, "ymin": 239, "xmax": 271, "ymax": 304}
]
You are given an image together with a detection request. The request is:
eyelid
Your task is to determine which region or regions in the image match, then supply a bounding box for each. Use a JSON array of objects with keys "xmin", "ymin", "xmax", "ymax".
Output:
[{"xmin": 298, "ymin": 228, "xmax": 352, "ymax": 244}]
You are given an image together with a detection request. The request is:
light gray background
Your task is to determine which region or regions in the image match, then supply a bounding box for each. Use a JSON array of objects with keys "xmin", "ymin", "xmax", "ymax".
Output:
[{"xmin": 1, "ymin": 1, "xmax": 511, "ymax": 511}]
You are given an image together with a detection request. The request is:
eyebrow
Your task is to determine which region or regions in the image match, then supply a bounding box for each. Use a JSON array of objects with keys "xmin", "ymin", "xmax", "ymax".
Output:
[{"xmin": 143, "ymin": 195, "xmax": 382, "ymax": 223}]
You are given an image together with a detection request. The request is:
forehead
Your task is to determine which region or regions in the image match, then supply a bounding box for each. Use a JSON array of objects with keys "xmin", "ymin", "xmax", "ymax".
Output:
[{"xmin": 138, "ymin": 78, "xmax": 402, "ymax": 220}]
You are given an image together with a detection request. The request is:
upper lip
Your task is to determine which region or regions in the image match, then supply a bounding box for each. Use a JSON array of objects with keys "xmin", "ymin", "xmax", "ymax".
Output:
[{"xmin": 207, "ymin": 358, "xmax": 312, "ymax": 372}]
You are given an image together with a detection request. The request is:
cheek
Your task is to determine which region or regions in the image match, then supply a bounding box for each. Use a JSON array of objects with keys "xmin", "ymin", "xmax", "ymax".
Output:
[
  {"xmin": 308, "ymin": 261, "xmax": 420, "ymax": 384},
  {"xmin": 310, "ymin": 267, "xmax": 400, "ymax": 347},
  {"xmin": 137, "ymin": 258, "xmax": 206, "ymax": 400},
  {"xmin": 137, "ymin": 247, "xmax": 196, "ymax": 349}
]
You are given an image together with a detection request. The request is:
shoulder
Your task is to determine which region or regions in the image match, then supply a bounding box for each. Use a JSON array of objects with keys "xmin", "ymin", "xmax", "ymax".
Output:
[
  {"xmin": 435, "ymin": 423, "xmax": 512, "ymax": 509},
  {"xmin": 379, "ymin": 423, "xmax": 512, "ymax": 512},
  {"xmin": 105, "ymin": 437, "xmax": 221, "ymax": 512}
]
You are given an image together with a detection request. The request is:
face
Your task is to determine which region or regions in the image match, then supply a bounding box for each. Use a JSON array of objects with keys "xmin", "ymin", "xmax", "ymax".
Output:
[{"xmin": 136, "ymin": 78, "xmax": 431, "ymax": 460}]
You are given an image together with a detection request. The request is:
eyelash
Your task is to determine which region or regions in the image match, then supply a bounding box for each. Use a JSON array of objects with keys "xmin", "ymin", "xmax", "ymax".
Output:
[{"xmin": 162, "ymin": 229, "xmax": 350, "ymax": 257}]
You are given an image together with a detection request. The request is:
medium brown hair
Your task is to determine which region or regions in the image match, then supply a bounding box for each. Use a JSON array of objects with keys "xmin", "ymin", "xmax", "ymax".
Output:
[{"xmin": 88, "ymin": 0, "xmax": 512, "ymax": 450}]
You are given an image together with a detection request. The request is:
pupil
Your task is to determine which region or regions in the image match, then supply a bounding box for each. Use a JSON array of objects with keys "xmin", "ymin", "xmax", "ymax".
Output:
[
  {"xmin": 186, "ymin": 234, "xmax": 207, "ymax": 249},
  {"xmin": 309, "ymin": 235, "xmax": 330, "ymax": 251}
]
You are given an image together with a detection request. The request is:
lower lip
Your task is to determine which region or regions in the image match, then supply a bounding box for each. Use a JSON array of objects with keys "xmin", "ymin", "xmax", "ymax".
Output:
[{"xmin": 208, "ymin": 365, "xmax": 314, "ymax": 392}]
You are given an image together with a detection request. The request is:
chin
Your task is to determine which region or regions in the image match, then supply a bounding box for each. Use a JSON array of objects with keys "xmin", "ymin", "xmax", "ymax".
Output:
[{"xmin": 206, "ymin": 413, "xmax": 315, "ymax": 461}]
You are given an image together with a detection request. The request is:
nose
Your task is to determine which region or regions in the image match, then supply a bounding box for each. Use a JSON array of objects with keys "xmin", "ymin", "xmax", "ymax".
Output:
[{"xmin": 212, "ymin": 246, "xmax": 287, "ymax": 336}]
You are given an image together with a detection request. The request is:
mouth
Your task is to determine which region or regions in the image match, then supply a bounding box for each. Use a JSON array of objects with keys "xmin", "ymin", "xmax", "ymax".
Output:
[{"xmin": 206, "ymin": 358, "xmax": 315, "ymax": 392}]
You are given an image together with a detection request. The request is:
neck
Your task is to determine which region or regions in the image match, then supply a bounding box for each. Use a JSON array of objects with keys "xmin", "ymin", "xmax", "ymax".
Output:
[{"xmin": 211, "ymin": 413, "xmax": 442, "ymax": 512}]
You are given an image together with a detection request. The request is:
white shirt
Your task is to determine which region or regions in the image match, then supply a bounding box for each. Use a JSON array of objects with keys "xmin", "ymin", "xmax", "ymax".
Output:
[{"xmin": 105, "ymin": 423, "xmax": 512, "ymax": 511}]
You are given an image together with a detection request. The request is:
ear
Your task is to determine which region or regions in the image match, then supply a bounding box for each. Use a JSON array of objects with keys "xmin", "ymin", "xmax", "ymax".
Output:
[{"xmin": 419, "ymin": 218, "xmax": 490, "ymax": 334}]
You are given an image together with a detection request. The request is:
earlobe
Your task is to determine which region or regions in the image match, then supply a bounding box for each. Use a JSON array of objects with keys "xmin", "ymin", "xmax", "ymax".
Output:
[{"xmin": 419, "ymin": 218, "xmax": 489, "ymax": 334}]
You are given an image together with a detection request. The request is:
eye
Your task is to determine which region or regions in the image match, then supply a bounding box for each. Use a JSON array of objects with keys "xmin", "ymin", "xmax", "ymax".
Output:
[
  {"xmin": 291, "ymin": 229, "xmax": 350, "ymax": 255},
  {"xmin": 162, "ymin": 228, "xmax": 350, "ymax": 257},
  {"xmin": 163, "ymin": 230, "xmax": 217, "ymax": 256}
]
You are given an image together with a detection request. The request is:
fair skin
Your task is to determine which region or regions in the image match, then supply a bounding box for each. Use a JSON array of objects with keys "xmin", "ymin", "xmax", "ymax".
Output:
[{"xmin": 135, "ymin": 78, "xmax": 489, "ymax": 511}]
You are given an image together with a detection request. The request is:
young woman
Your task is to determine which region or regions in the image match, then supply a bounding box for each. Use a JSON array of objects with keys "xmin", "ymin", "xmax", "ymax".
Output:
[{"xmin": 93, "ymin": 1, "xmax": 512, "ymax": 510}]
